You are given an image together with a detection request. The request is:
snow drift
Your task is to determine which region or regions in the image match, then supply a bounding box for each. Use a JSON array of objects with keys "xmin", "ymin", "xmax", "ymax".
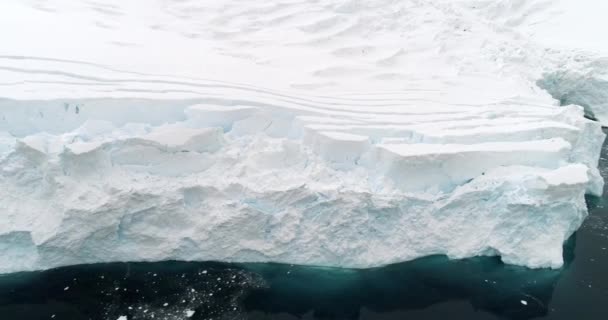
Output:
[{"xmin": 0, "ymin": 0, "xmax": 606, "ymax": 273}]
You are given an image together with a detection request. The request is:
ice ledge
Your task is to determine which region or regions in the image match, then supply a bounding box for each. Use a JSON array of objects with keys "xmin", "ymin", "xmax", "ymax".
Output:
[{"xmin": 0, "ymin": 97, "xmax": 604, "ymax": 274}]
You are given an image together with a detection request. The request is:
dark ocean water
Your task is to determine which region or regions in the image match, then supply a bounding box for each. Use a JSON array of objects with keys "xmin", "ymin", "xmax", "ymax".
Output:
[{"xmin": 1, "ymin": 144, "xmax": 608, "ymax": 320}]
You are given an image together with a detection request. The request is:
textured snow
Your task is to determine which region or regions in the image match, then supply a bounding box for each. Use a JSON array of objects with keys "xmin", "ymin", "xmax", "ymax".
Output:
[
  {"xmin": 478, "ymin": 0, "xmax": 608, "ymax": 124},
  {"xmin": 0, "ymin": 0, "xmax": 606, "ymax": 273}
]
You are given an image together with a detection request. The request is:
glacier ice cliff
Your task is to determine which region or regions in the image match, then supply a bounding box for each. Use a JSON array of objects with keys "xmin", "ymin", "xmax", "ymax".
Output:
[
  {"xmin": 0, "ymin": 99, "xmax": 604, "ymax": 274},
  {"xmin": 0, "ymin": 0, "xmax": 607, "ymax": 273}
]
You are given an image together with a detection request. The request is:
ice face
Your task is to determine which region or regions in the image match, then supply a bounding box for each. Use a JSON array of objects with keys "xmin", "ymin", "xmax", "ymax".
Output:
[
  {"xmin": 0, "ymin": 0, "xmax": 606, "ymax": 273},
  {"xmin": 538, "ymin": 69, "xmax": 608, "ymax": 125},
  {"xmin": 0, "ymin": 99, "xmax": 603, "ymax": 274}
]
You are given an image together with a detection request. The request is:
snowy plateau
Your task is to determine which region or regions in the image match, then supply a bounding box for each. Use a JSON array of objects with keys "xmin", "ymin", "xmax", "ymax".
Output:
[{"xmin": 0, "ymin": 0, "xmax": 607, "ymax": 274}]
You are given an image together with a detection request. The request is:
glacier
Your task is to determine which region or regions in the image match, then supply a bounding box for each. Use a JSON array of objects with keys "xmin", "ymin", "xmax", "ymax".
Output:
[{"xmin": 0, "ymin": 0, "xmax": 607, "ymax": 274}]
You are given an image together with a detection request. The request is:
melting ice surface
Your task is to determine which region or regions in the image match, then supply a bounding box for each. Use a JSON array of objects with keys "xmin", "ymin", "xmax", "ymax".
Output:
[{"xmin": 1, "ymin": 0, "xmax": 608, "ymax": 272}]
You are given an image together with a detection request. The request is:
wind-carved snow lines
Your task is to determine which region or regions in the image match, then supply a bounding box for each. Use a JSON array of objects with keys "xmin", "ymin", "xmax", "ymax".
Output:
[{"xmin": 0, "ymin": 54, "xmax": 602, "ymax": 198}]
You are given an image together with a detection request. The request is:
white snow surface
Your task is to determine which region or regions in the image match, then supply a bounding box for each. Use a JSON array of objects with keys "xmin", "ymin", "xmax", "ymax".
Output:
[{"xmin": 0, "ymin": 0, "xmax": 607, "ymax": 273}]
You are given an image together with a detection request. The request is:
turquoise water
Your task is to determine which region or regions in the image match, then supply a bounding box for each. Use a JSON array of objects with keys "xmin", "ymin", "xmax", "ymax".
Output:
[{"xmin": 1, "ymin": 144, "xmax": 607, "ymax": 320}]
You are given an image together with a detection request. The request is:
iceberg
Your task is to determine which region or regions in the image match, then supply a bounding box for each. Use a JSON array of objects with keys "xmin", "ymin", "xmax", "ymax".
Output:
[
  {"xmin": 0, "ymin": 0, "xmax": 605, "ymax": 273},
  {"xmin": 0, "ymin": 99, "xmax": 602, "ymax": 274}
]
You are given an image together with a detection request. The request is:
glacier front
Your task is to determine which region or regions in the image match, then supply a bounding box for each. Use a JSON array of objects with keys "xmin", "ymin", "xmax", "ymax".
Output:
[
  {"xmin": 0, "ymin": 0, "xmax": 606, "ymax": 274},
  {"xmin": 0, "ymin": 98, "xmax": 603, "ymax": 274}
]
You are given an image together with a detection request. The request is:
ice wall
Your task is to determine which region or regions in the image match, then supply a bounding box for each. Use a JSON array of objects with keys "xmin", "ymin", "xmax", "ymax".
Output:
[
  {"xmin": 0, "ymin": 0, "xmax": 607, "ymax": 273},
  {"xmin": 0, "ymin": 96, "xmax": 603, "ymax": 273}
]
